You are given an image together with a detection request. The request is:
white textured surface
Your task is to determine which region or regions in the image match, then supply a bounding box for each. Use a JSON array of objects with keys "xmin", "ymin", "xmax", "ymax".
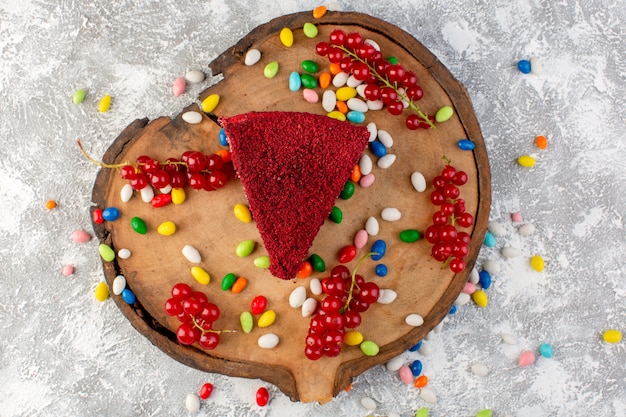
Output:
[{"xmin": 1, "ymin": 1, "xmax": 625, "ymax": 416}]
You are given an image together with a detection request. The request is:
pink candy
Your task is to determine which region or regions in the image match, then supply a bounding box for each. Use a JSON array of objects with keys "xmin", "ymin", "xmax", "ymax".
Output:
[
  {"xmin": 61, "ymin": 265, "xmax": 74, "ymax": 277},
  {"xmin": 511, "ymin": 212, "xmax": 523, "ymax": 223},
  {"xmin": 302, "ymin": 88, "xmax": 319, "ymax": 103},
  {"xmin": 360, "ymin": 173, "xmax": 375, "ymax": 188},
  {"xmin": 353, "ymin": 229, "xmax": 368, "ymax": 249},
  {"xmin": 399, "ymin": 365, "xmax": 413, "ymax": 384},
  {"xmin": 462, "ymin": 282, "xmax": 476, "ymax": 294},
  {"xmin": 71, "ymin": 229, "xmax": 91, "ymax": 243},
  {"xmin": 172, "ymin": 77, "xmax": 186, "ymax": 96},
  {"xmin": 518, "ymin": 351, "xmax": 536, "ymax": 367}
]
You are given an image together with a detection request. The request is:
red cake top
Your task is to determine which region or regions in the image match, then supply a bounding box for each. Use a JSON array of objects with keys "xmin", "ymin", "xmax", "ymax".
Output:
[{"xmin": 220, "ymin": 111, "xmax": 370, "ymax": 279}]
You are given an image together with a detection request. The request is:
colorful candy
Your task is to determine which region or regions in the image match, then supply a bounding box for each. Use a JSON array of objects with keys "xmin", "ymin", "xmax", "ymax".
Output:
[
  {"xmin": 71, "ymin": 229, "xmax": 91, "ymax": 243},
  {"xmin": 182, "ymin": 111, "xmax": 202, "ymax": 124},
  {"xmin": 236, "ymin": 239, "xmax": 255, "ymax": 257},
  {"xmin": 258, "ymin": 310, "xmax": 276, "ymax": 327},
  {"xmin": 201, "ymin": 94, "xmax": 220, "ymax": 113},
  {"xmin": 289, "ymin": 286, "xmax": 307, "ymax": 308},
  {"xmin": 303, "ymin": 22, "xmax": 318, "ymax": 38},
  {"xmin": 405, "ymin": 313, "xmax": 424, "ymax": 327},
  {"xmin": 518, "ymin": 350, "xmax": 536, "ymax": 367},
  {"xmin": 279, "ymin": 27, "xmax": 294, "ymax": 47},
  {"xmin": 517, "ymin": 155, "xmax": 536, "ymax": 167},
  {"xmin": 539, "ymin": 343, "xmax": 554, "ymax": 358},
  {"xmin": 530, "ymin": 254, "xmax": 545, "ymax": 271},
  {"xmin": 182, "ymin": 245, "xmax": 201, "ymax": 263},
  {"xmin": 172, "ymin": 77, "xmax": 186, "ymax": 96},
  {"xmin": 112, "ymin": 275, "xmax": 126, "ymax": 295},
  {"xmin": 360, "ymin": 340, "xmax": 379, "ymax": 356},
  {"xmin": 256, "ymin": 386, "xmax": 270, "ymax": 406},
  {"xmin": 98, "ymin": 94, "xmax": 111, "ymax": 112},
  {"xmin": 240, "ymin": 311, "xmax": 253, "ymax": 333},
  {"xmin": 472, "ymin": 290, "xmax": 488, "ymax": 307},
  {"xmin": 191, "ymin": 266, "xmax": 210, "ymax": 285},
  {"xmin": 435, "ymin": 105, "xmax": 453, "ymax": 122},
  {"xmin": 381, "ymin": 207, "xmax": 401, "ymax": 221},
  {"xmin": 72, "ymin": 88, "xmax": 86, "ymax": 104},
  {"xmin": 257, "ymin": 333, "xmax": 279, "ymax": 349},
  {"xmin": 603, "ymin": 329, "xmax": 622, "ymax": 344},
  {"xmin": 157, "ymin": 221, "xmax": 176, "ymax": 236},
  {"xmin": 98, "ymin": 244, "xmax": 115, "ymax": 262},
  {"xmin": 263, "ymin": 61, "xmax": 279, "ymax": 78},
  {"xmin": 131, "ymin": 216, "xmax": 147, "ymax": 234},
  {"xmin": 254, "ymin": 256, "xmax": 270, "ymax": 269},
  {"xmin": 94, "ymin": 281, "xmax": 109, "ymax": 301}
]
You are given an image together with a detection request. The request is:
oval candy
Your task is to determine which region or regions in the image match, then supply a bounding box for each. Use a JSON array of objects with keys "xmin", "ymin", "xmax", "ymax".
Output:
[
  {"xmin": 303, "ymin": 22, "xmax": 318, "ymax": 38},
  {"xmin": 279, "ymin": 27, "xmax": 294, "ymax": 47},
  {"xmin": 98, "ymin": 94, "xmax": 111, "ymax": 112},
  {"xmin": 182, "ymin": 111, "xmax": 202, "ymax": 124},
  {"xmin": 71, "ymin": 229, "xmax": 91, "ymax": 243},
  {"xmin": 121, "ymin": 288, "xmax": 136, "ymax": 304},
  {"xmin": 112, "ymin": 275, "xmax": 126, "ymax": 295},
  {"xmin": 171, "ymin": 187, "xmax": 186, "ymax": 204},
  {"xmin": 365, "ymin": 216, "xmax": 379, "ymax": 236},
  {"xmin": 254, "ymin": 256, "xmax": 270, "ymax": 269},
  {"xmin": 244, "ymin": 48, "xmax": 261, "ymax": 66},
  {"xmin": 157, "ymin": 221, "xmax": 176, "ymax": 236},
  {"xmin": 381, "ymin": 207, "xmax": 401, "ymax": 221},
  {"xmin": 236, "ymin": 239, "xmax": 255, "ymax": 257},
  {"xmin": 458, "ymin": 139, "xmax": 475, "ymax": 150},
  {"xmin": 405, "ymin": 313, "xmax": 424, "ymax": 327},
  {"xmin": 201, "ymin": 94, "xmax": 220, "ymax": 113},
  {"xmin": 603, "ymin": 329, "xmax": 622, "ymax": 344},
  {"xmin": 172, "ymin": 77, "xmax": 186, "ymax": 96},
  {"xmin": 191, "ymin": 266, "xmax": 210, "ymax": 285},
  {"xmin": 360, "ymin": 340, "xmax": 379, "ymax": 356},
  {"xmin": 400, "ymin": 229, "xmax": 421, "ymax": 243},
  {"xmin": 258, "ymin": 310, "xmax": 276, "ymax": 327},
  {"xmin": 131, "ymin": 217, "xmax": 147, "ymax": 234},
  {"xmin": 182, "ymin": 245, "xmax": 201, "ymax": 263},
  {"xmin": 185, "ymin": 70, "xmax": 205, "ymax": 83},
  {"xmin": 517, "ymin": 155, "xmax": 536, "ymax": 167},
  {"xmin": 102, "ymin": 207, "xmax": 120, "ymax": 221},
  {"xmin": 118, "ymin": 248, "xmax": 131, "ymax": 259},
  {"xmin": 120, "ymin": 184, "xmax": 133, "ymax": 202},
  {"xmin": 72, "ymin": 88, "xmax": 86, "ymax": 104},
  {"xmin": 221, "ymin": 273, "xmax": 236, "ymax": 291},
  {"xmin": 289, "ymin": 286, "xmax": 307, "ymax": 308},
  {"xmin": 411, "ymin": 171, "xmax": 427, "ymax": 192},
  {"xmin": 94, "ymin": 281, "xmax": 109, "ymax": 301},
  {"xmin": 258, "ymin": 333, "xmax": 279, "ymax": 349},
  {"xmin": 240, "ymin": 311, "xmax": 253, "ymax": 333},
  {"xmin": 263, "ymin": 61, "xmax": 279, "ymax": 78},
  {"xmin": 301, "ymin": 297, "xmax": 317, "ymax": 317},
  {"xmin": 435, "ymin": 105, "xmax": 454, "ymax": 122},
  {"xmin": 98, "ymin": 244, "xmax": 115, "ymax": 262},
  {"xmin": 371, "ymin": 240, "xmax": 386, "ymax": 261}
]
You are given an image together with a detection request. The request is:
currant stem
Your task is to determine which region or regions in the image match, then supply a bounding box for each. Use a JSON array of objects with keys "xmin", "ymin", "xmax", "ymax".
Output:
[
  {"xmin": 77, "ymin": 139, "xmax": 131, "ymax": 170},
  {"xmin": 342, "ymin": 252, "xmax": 375, "ymax": 313},
  {"xmin": 338, "ymin": 46, "xmax": 436, "ymax": 129}
]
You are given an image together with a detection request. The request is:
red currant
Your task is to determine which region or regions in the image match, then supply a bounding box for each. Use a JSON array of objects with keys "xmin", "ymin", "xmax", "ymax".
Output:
[
  {"xmin": 386, "ymin": 64, "xmax": 406, "ymax": 83},
  {"xmin": 329, "ymin": 29, "xmax": 347, "ymax": 46},
  {"xmin": 449, "ymin": 258, "xmax": 466, "ymax": 273},
  {"xmin": 346, "ymin": 32, "xmax": 364, "ymax": 48},
  {"xmin": 176, "ymin": 323, "xmax": 200, "ymax": 345},
  {"xmin": 171, "ymin": 283, "xmax": 192, "ymax": 300},
  {"xmin": 315, "ymin": 41, "xmax": 330, "ymax": 56},
  {"xmin": 198, "ymin": 332, "xmax": 220, "ymax": 350}
]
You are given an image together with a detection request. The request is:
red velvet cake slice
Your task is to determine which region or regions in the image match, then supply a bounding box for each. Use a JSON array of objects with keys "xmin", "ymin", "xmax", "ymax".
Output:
[{"xmin": 220, "ymin": 111, "xmax": 370, "ymax": 279}]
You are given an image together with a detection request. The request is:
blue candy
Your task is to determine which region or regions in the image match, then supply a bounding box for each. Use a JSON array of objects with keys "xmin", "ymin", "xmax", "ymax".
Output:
[
  {"xmin": 102, "ymin": 207, "xmax": 120, "ymax": 222},
  {"xmin": 288, "ymin": 71, "xmax": 301, "ymax": 91},
  {"xmin": 517, "ymin": 59, "xmax": 532, "ymax": 74},
  {"xmin": 408, "ymin": 340, "xmax": 423, "ymax": 352},
  {"xmin": 375, "ymin": 264, "xmax": 388, "ymax": 277},
  {"xmin": 219, "ymin": 128, "xmax": 228, "ymax": 146},
  {"xmin": 369, "ymin": 140, "xmax": 387, "ymax": 157},
  {"xmin": 539, "ymin": 343, "xmax": 554, "ymax": 358},
  {"xmin": 479, "ymin": 270, "xmax": 492, "ymax": 289},
  {"xmin": 371, "ymin": 239, "xmax": 387, "ymax": 261},
  {"xmin": 484, "ymin": 231, "xmax": 496, "ymax": 247},
  {"xmin": 457, "ymin": 139, "xmax": 475, "ymax": 150},
  {"xmin": 410, "ymin": 359, "xmax": 423, "ymax": 376},
  {"xmin": 346, "ymin": 111, "xmax": 365, "ymax": 124},
  {"xmin": 121, "ymin": 288, "xmax": 136, "ymax": 304},
  {"xmin": 449, "ymin": 304, "xmax": 458, "ymax": 315}
]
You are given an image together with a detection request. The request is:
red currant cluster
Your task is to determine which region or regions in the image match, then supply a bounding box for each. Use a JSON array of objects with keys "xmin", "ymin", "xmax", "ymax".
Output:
[
  {"xmin": 315, "ymin": 29, "xmax": 435, "ymax": 130},
  {"xmin": 305, "ymin": 262, "xmax": 380, "ymax": 360},
  {"xmin": 424, "ymin": 162, "xmax": 474, "ymax": 273},
  {"xmin": 164, "ymin": 283, "xmax": 224, "ymax": 350}
]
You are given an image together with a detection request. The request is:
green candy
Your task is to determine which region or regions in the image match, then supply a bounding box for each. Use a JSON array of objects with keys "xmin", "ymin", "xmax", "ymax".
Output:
[
  {"xmin": 239, "ymin": 311, "xmax": 253, "ymax": 333},
  {"xmin": 300, "ymin": 73, "xmax": 318, "ymax": 89},
  {"xmin": 221, "ymin": 273, "xmax": 237, "ymax": 291},
  {"xmin": 302, "ymin": 22, "xmax": 318, "ymax": 38},
  {"xmin": 236, "ymin": 239, "xmax": 255, "ymax": 257},
  {"xmin": 254, "ymin": 255, "xmax": 270, "ymax": 269},
  {"xmin": 339, "ymin": 181, "xmax": 355, "ymax": 200},
  {"xmin": 387, "ymin": 56, "xmax": 398, "ymax": 64},
  {"xmin": 309, "ymin": 254, "xmax": 325, "ymax": 272},
  {"xmin": 72, "ymin": 88, "xmax": 86, "ymax": 104},
  {"xmin": 435, "ymin": 105, "xmax": 454, "ymax": 123},
  {"xmin": 98, "ymin": 243, "xmax": 115, "ymax": 262},
  {"xmin": 399, "ymin": 229, "xmax": 421, "ymax": 243},
  {"xmin": 328, "ymin": 206, "xmax": 342, "ymax": 224},
  {"xmin": 301, "ymin": 59, "xmax": 319, "ymax": 73},
  {"xmin": 131, "ymin": 217, "xmax": 147, "ymax": 234},
  {"xmin": 360, "ymin": 340, "xmax": 380, "ymax": 356},
  {"xmin": 415, "ymin": 407, "xmax": 429, "ymax": 417},
  {"xmin": 263, "ymin": 61, "xmax": 279, "ymax": 78},
  {"xmin": 475, "ymin": 410, "xmax": 493, "ymax": 417}
]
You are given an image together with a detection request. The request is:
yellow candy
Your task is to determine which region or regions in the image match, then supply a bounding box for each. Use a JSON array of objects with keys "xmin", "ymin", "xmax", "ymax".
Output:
[
  {"xmin": 201, "ymin": 94, "xmax": 220, "ymax": 113},
  {"xmin": 344, "ymin": 331, "xmax": 364, "ymax": 346},
  {"xmin": 233, "ymin": 203, "xmax": 252, "ymax": 223},
  {"xmin": 94, "ymin": 281, "xmax": 109, "ymax": 302},
  {"xmin": 327, "ymin": 111, "xmax": 346, "ymax": 121},
  {"xmin": 472, "ymin": 290, "xmax": 488, "ymax": 308},
  {"xmin": 157, "ymin": 221, "xmax": 176, "ymax": 236},
  {"xmin": 517, "ymin": 155, "xmax": 536, "ymax": 167},
  {"xmin": 171, "ymin": 187, "xmax": 186, "ymax": 205},
  {"xmin": 279, "ymin": 27, "xmax": 294, "ymax": 47},
  {"xmin": 530, "ymin": 255, "xmax": 545, "ymax": 272},
  {"xmin": 335, "ymin": 86, "xmax": 357, "ymax": 101},
  {"xmin": 98, "ymin": 94, "xmax": 111, "ymax": 112},
  {"xmin": 191, "ymin": 266, "xmax": 210, "ymax": 285},
  {"xmin": 603, "ymin": 329, "xmax": 622, "ymax": 344},
  {"xmin": 258, "ymin": 310, "xmax": 276, "ymax": 327}
]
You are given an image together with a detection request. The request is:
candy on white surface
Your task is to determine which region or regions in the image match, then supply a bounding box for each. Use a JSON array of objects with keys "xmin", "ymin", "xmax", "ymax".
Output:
[
  {"xmin": 419, "ymin": 387, "xmax": 437, "ymax": 403},
  {"xmin": 471, "ymin": 363, "xmax": 489, "ymax": 377},
  {"xmin": 185, "ymin": 69, "xmax": 205, "ymax": 83},
  {"xmin": 185, "ymin": 393, "xmax": 200, "ymax": 413},
  {"xmin": 386, "ymin": 356, "xmax": 404, "ymax": 372},
  {"xmin": 454, "ymin": 292, "xmax": 471, "ymax": 306},
  {"xmin": 518, "ymin": 223, "xmax": 536, "ymax": 236},
  {"xmin": 502, "ymin": 333, "xmax": 517, "ymax": 345},
  {"xmin": 61, "ymin": 264, "xmax": 74, "ymax": 276},
  {"xmin": 501, "ymin": 245, "xmax": 522, "ymax": 258},
  {"xmin": 482, "ymin": 259, "xmax": 501, "ymax": 275},
  {"xmin": 487, "ymin": 221, "xmax": 507, "ymax": 237},
  {"xmin": 418, "ymin": 342, "xmax": 432, "ymax": 356},
  {"xmin": 469, "ymin": 267, "xmax": 480, "ymax": 284},
  {"xmin": 360, "ymin": 397, "xmax": 376, "ymax": 411}
]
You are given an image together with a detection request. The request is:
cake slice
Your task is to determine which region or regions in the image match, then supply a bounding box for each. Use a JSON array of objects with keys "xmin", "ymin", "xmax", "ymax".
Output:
[{"xmin": 220, "ymin": 111, "xmax": 370, "ymax": 279}]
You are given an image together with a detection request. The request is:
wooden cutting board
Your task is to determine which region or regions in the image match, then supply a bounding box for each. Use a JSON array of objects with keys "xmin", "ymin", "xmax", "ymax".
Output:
[{"xmin": 90, "ymin": 10, "xmax": 490, "ymax": 403}]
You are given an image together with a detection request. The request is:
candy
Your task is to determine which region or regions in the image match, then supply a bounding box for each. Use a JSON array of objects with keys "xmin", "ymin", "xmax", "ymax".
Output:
[
  {"xmin": 415, "ymin": 408, "xmax": 429, "ymax": 417},
  {"xmin": 98, "ymin": 94, "xmax": 111, "ymax": 112},
  {"xmin": 182, "ymin": 111, "xmax": 202, "ymax": 124},
  {"xmin": 240, "ymin": 311, "xmax": 253, "ymax": 333},
  {"xmin": 112, "ymin": 275, "xmax": 126, "ymax": 295},
  {"xmin": 454, "ymin": 292, "xmax": 471, "ymax": 306},
  {"xmin": 71, "ymin": 229, "xmax": 91, "ymax": 243},
  {"xmin": 258, "ymin": 333, "xmax": 279, "ymax": 349},
  {"xmin": 462, "ymin": 282, "xmax": 476, "ymax": 294},
  {"xmin": 254, "ymin": 256, "xmax": 270, "ymax": 268},
  {"xmin": 309, "ymin": 278, "xmax": 322, "ymax": 295},
  {"xmin": 353, "ymin": 229, "xmax": 368, "ymax": 249},
  {"xmin": 94, "ymin": 281, "xmax": 109, "ymax": 301},
  {"xmin": 250, "ymin": 295, "xmax": 267, "ymax": 315},
  {"xmin": 303, "ymin": 88, "xmax": 318, "ymax": 103},
  {"xmin": 313, "ymin": 5, "xmax": 327, "ymax": 18},
  {"xmin": 131, "ymin": 217, "xmax": 147, "ymax": 234},
  {"xmin": 221, "ymin": 273, "xmax": 236, "ymax": 291},
  {"xmin": 472, "ymin": 290, "xmax": 488, "ymax": 307},
  {"xmin": 483, "ymin": 231, "xmax": 496, "ymax": 247},
  {"xmin": 405, "ymin": 313, "xmax": 424, "ymax": 327},
  {"xmin": 289, "ymin": 286, "xmax": 307, "ymax": 308},
  {"xmin": 399, "ymin": 229, "xmax": 420, "ymax": 243},
  {"xmin": 359, "ymin": 154, "xmax": 373, "ymax": 175},
  {"xmin": 603, "ymin": 329, "xmax": 622, "ymax": 344},
  {"xmin": 185, "ymin": 70, "xmax": 205, "ymax": 83},
  {"xmin": 157, "ymin": 221, "xmax": 176, "ymax": 236},
  {"xmin": 530, "ymin": 254, "xmax": 545, "ymax": 271},
  {"xmin": 172, "ymin": 77, "xmax": 186, "ymax": 96},
  {"xmin": 140, "ymin": 185, "xmax": 154, "ymax": 203},
  {"xmin": 318, "ymin": 72, "xmax": 331, "ymax": 89},
  {"xmin": 327, "ymin": 110, "xmax": 346, "ymax": 121},
  {"xmin": 518, "ymin": 351, "xmax": 536, "ymax": 367},
  {"xmin": 263, "ymin": 61, "xmax": 279, "ymax": 78},
  {"xmin": 61, "ymin": 265, "xmax": 74, "ymax": 277},
  {"xmin": 303, "ymin": 22, "xmax": 318, "ymax": 38},
  {"xmin": 381, "ymin": 207, "xmax": 401, "ymax": 221},
  {"xmin": 399, "ymin": 365, "xmax": 413, "ymax": 384},
  {"xmin": 332, "ymin": 71, "xmax": 349, "ymax": 87},
  {"xmin": 411, "ymin": 171, "xmax": 427, "ymax": 192},
  {"xmin": 478, "ymin": 270, "xmax": 492, "ymax": 289},
  {"xmin": 118, "ymin": 248, "xmax": 131, "ymax": 259},
  {"xmin": 360, "ymin": 340, "xmax": 380, "ymax": 356},
  {"xmin": 511, "ymin": 212, "xmax": 523, "ymax": 223},
  {"xmin": 301, "ymin": 73, "xmax": 317, "ymax": 89},
  {"xmin": 482, "ymin": 259, "xmax": 501, "ymax": 275},
  {"xmin": 201, "ymin": 94, "xmax": 220, "ymax": 113},
  {"xmin": 435, "ymin": 105, "xmax": 454, "ymax": 122},
  {"xmin": 329, "ymin": 206, "xmax": 342, "ymax": 223},
  {"xmin": 517, "ymin": 155, "xmax": 536, "ymax": 167},
  {"xmin": 297, "ymin": 261, "xmax": 313, "ymax": 279},
  {"xmin": 535, "ymin": 135, "xmax": 548, "ymax": 149},
  {"xmin": 340, "ymin": 181, "xmax": 355, "ymax": 200},
  {"xmin": 72, "ymin": 88, "xmax": 86, "ymax": 104},
  {"xmin": 121, "ymin": 288, "xmax": 136, "ymax": 304},
  {"xmin": 419, "ymin": 388, "xmax": 437, "ymax": 403},
  {"xmin": 301, "ymin": 59, "xmax": 319, "ymax": 73},
  {"xmin": 347, "ymin": 97, "xmax": 368, "ymax": 113},
  {"xmin": 347, "ymin": 111, "xmax": 365, "ymax": 123},
  {"xmin": 386, "ymin": 356, "xmax": 403, "ymax": 372},
  {"xmin": 539, "ymin": 343, "xmax": 554, "ymax": 358},
  {"xmin": 344, "ymin": 331, "xmax": 363, "ymax": 346},
  {"xmin": 476, "ymin": 410, "xmax": 493, "ymax": 417},
  {"xmin": 98, "ymin": 244, "xmax": 115, "ymax": 262},
  {"xmin": 45, "ymin": 199, "xmax": 57, "ymax": 210},
  {"xmin": 377, "ymin": 154, "xmax": 396, "ymax": 169},
  {"xmin": 414, "ymin": 375, "xmax": 428, "ymax": 388},
  {"xmin": 375, "ymin": 264, "xmax": 388, "ymax": 276},
  {"xmin": 236, "ymin": 239, "xmax": 255, "ymax": 257},
  {"xmin": 365, "ymin": 216, "xmax": 379, "ymax": 236},
  {"xmin": 185, "ymin": 393, "xmax": 200, "ymax": 413},
  {"xmin": 518, "ymin": 223, "xmax": 536, "ymax": 236},
  {"xmin": 182, "ymin": 245, "xmax": 201, "ymax": 263},
  {"xmin": 458, "ymin": 139, "xmax": 475, "ymax": 150},
  {"xmin": 191, "ymin": 266, "xmax": 210, "ymax": 285},
  {"xmin": 517, "ymin": 59, "xmax": 531, "ymax": 74},
  {"xmin": 501, "ymin": 246, "xmax": 521, "ymax": 258},
  {"xmin": 502, "ymin": 333, "xmax": 517, "ymax": 345},
  {"xmin": 359, "ymin": 173, "xmax": 375, "ymax": 188},
  {"xmin": 336, "ymin": 86, "xmax": 357, "ymax": 102},
  {"xmin": 199, "ymin": 383, "xmax": 213, "ymax": 400},
  {"xmin": 471, "ymin": 363, "xmax": 489, "ymax": 377},
  {"xmin": 258, "ymin": 310, "xmax": 276, "ymax": 327},
  {"xmin": 322, "ymin": 90, "xmax": 337, "ymax": 112},
  {"xmin": 171, "ymin": 187, "xmax": 186, "ymax": 204},
  {"xmin": 338, "ymin": 245, "xmax": 357, "ymax": 263},
  {"xmin": 410, "ymin": 359, "xmax": 423, "ymax": 376},
  {"xmin": 371, "ymin": 239, "xmax": 386, "ymax": 260},
  {"xmin": 245, "ymin": 48, "xmax": 261, "ymax": 66},
  {"xmin": 256, "ymin": 386, "xmax": 270, "ymax": 406},
  {"xmin": 151, "ymin": 194, "xmax": 171, "ymax": 208},
  {"xmin": 310, "ymin": 254, "xmax": 325, "ymax": 272},
  {"xmin": 377, "ymin": 288, "xmax": 397, "ymax": 304},
  {"xmin": 233, "ymin": 203, "xmax": 252, "ymax": 223},
  {"xmin": 360, "ymin": 396, "xmax": 376, "ymax": 410},
  {"xmin": 279, "ymin": 27, "xmax": 294, "ymax": 47},
  {"xmin": 231, "ymin": 277, "xmax": 247, "ymax": 293},
  {"xmin": 530, "ymin": 57, "xmax": 543, "ymax": 74},
  {"xmin": 301, "ymin": 297, "xmax": 317, "ymax": 317},
  {"xmin": 487, "ymin": 221, "xmax": 506, "ymax": 237}
]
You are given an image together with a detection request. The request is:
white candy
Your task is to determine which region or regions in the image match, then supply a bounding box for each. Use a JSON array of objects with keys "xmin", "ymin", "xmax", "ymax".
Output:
[
  {"xmin": 419, "ymin": 387, "xmax": 437, "ymax": 403},
  {"xmin": 418, "ymin": 342, "xmax": 432, "ymax": 356},
  {"xmin": 301, "ymin": 297, "xmax": 317, "ymax": 318},
  {"xmin": 309, "ymin": 278, "xmax": 322, "ymax": 295},
  {"xmin": 454, "ymin": 292, "xmax": 471, "ymax": 306},
  {"xmin": 346, "ymin": 74, "xmax": 362, "ymax": 88},
  {"xmin": 386, "ymin": 356, "xmax": 404, "ymax": 372},
  {"xmin": 487, "ymin": 221, "xmax": 507, "ymax": 237},
  {"xmin": 322, "ymin": 90, "xmax": 337, "ymax": 112},
  {"xmin": 356, "ymin": 83, "xmax": 367, "ymax": 99},
  {"xmin": 405, "ymin": 313, "xmax": 424, "ymax": 327},
  {"xmin": 530, "ymin": 57, "xmax": 543, "ymax": 75},
  {"xmin": 289, "ymin": 286, "xmax": 307, "ymax": 308},
  {"xmin": 120, "ymin": 183, "xmax": 133, "ymax": 203},
  {"xmin": 377, "ymin": 129, "xmax": 393, "ymax": 148},
  {"xmin": 332, "ymin": 71, "xmax": 349, "ymax": 88},
  {"xmin": 185, "ymin": 70, "xmax": 205, "ymax": 83},
  {"xmin": 364, "ymin": 38, "xmax": 380, "ymax": 51},
  {"xmin": 502, "ymin": 333, "xmax": 517, "ymax": 345},
  {"xmin": 377, "ymin": 154, "xmax": 396, "ymax": 169},
  {"xmin": 381, "ymin": 207, "xmax": 401, "ymax": 221},
  {"xmin": 258, "ymin": 333, "xmax": 279, "ymax": 349},
  {"xmin": 182, "ymin": 111, "xmax": 202, "ymax": 124},
  {"xmin": 182, "ymin": 245, "xmax": 202, "ymax": 263},
  {"xmin": 365, "ymin": 216, "xmax": 379, "ymax": 236},
  {"xmin": 377, "ymin": 288, "xmax": 397, "ymax": 304},
  {"xmin": 367, "ymin": 99, "xmax": 384, "ymax": 110},
  {"xmin": 185, "ymin": 393, "xmax": 201, "ymax": 413},
  {"xmin": 469, "ymin": 267, "xmax": 480, "ymax": 284},
  {"xmin": 359, "ymin": 154, "xmax": 373, "ymax": 175},
  {"xmin": 471, "ymin": 363, "xmax": 489, "ymax": 377},
  {"xmin": 366, "ymin": 122, "xmax": 377, "ymax": 142},
  {"xmin": 160, "ymin": 185, "xmax": 172, "ymax": 194},
  {"xmin": 410, "ymin": 171, "xmax": 427, "ymax": 192},
  {"xmin": 347, "ymin": 97, "xmax": 368, "ymax": 112},
  {"xmin": 482, "ymin": 259, "xmax": 501, "ymax": 275},
  {"xmin": 112, "ymin": 275, "xmax": 126, "ymax": 295},
  {"xmin": 360, "ymin": 397, "xmax": 376, "ymax": 411},
  {"xmin": 501, "ymin": 245, "xmax": 521, "ymax": 258},
  {"xmin": 140, "ymin": 185, "xmax": 154, "ymax": 203},
  {"xmin": 117, "ymin": 248, "xmax": 131, "ymax": 259},
  {"xmin": 518, "ymin": 223, "xmax": 536, "ymax": 236},
  {"xmin": 244, "ymin": 48, "xmax": 261, "ymax": 66}
]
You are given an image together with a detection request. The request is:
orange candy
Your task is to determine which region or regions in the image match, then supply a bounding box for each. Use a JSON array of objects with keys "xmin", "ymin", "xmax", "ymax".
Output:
[
  {"xmin": 335, "ymin": 100, "xmax": 348, "ymax": 114},
  {"xmin": 329, "ymin": 62, "xmax": 341, "ymax": 75},
  {"xmin": 414, "ymin": 375, "xmax": 429, "ymax": 388},
  {"xmin": 535, "ymin": 135, "xmax": 548, "ymax": 149},
  {"xmin": 313, "ymin": 5, "xmax": 327, "ymax": 19},
  {"xmin": 318, "ymin": 72, "xmax": 331, "ymax": 89},
  {"xmin": 45, "ymin": 200, "xmax": 57, "ymax": 210},
  {"xmin": 231, "ymin": 277, "xmax": 247, "ymax": 294},
  {"xmin": 350, "ymin": 164, "xmax": 361, "ymax": 183},
  {"xmin": 216, "ymin": 149, "xmax": 232, "ymax": 162},
  {"xmin": 297, "ymin": 261, "xmax": 313, "ymax": 279}
]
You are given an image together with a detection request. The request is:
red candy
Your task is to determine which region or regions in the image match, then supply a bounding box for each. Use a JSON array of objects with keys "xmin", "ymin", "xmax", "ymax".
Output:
[
  {"xmin": 338, "ymin": 245, "xmax": 357, "ymax": 263},
  {"xmin": 199, "ymin": 382, "xmax": 213, "ymax": 400},
  {"xmin": 256, "ymin": 387, "xmax": 270, "ymax": 406},
  {"xmin": 92, "ymin": 208, "xmax": 104, "ymax": 224},
  {"xmin": 150, "ymin": 194, "xmax": 172, "ymax": 208},
  {"xmin": 250, "ymin": 295, "xmax": 267, "ymax": 315}
]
